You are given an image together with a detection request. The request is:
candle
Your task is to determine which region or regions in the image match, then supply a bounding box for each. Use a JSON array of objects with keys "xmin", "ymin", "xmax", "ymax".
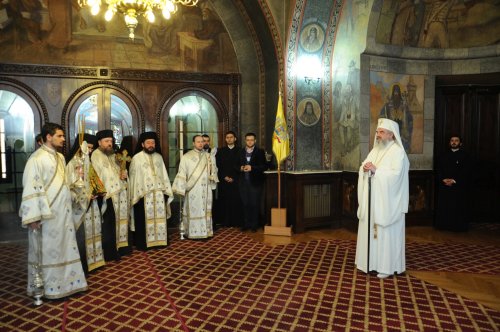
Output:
[{"xmin": 179, "ymin": 120, "xmax": 184, "ymax": 156}]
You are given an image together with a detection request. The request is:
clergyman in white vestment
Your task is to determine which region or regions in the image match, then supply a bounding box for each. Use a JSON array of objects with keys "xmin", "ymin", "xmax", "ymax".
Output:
[
  {"xmin": 91, "ymin": 129, "xmax": 130, "ymax": 261},
  {"xmin": 19, "ymin": 123, "xmax": 88, "ymax": 299},
  {"xmin": 66, "ymin": 134, "xmax": 105, "ymax": 273},
  {"xmin": 172, "ymin": 135, "xmax": 218, "ymax": 239},
  {"xmin": 129, "ymin": 132, "xmax": 173, "ymax": 249},
  {"xmin": 355, "ymin": 118, "xmax": 410, "ymax": 279}
]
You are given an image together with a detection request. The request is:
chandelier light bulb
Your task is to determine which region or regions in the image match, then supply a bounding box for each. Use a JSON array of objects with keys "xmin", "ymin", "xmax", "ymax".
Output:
[
  {"xmin": 104, "ymin": 9, "xmax": 114, "ymax": 21},
  {"xmin": 124, "ymin": 12, "xmax": 138, "ymax": 27},
  {"xmin": 166, "ymin": 0, "xmax": 175, "ymax": 12},
  {"xmin": 90, "ymin": 4, "xmax": 100, "ymax": 15},
  {"xmin": 146, "ymin": 10, "xmax": 155, "ymax": 23},
  {"xmin": 162, "ymin": 8, "xmax": 171, "ymax": 20}
]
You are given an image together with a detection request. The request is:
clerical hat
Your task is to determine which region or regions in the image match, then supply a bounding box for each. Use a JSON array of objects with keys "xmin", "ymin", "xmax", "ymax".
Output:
[
  {"xmin": 84, "ymin": 133, "xmax": 98, "ymax": 146},
  {"xmin": 139, "ymin": 131, "xmax": 158, "ymax": 142},
  {"xmin": 66, "ymin": 133, "xmax": 99, "ymax": 163},
  {"xmin": 96, "ymin": 129, "xmax": 114, "ymax": 141},
  {"xmin": 135, "ymin": 131, "xmax": 162, "ymax": 155}
]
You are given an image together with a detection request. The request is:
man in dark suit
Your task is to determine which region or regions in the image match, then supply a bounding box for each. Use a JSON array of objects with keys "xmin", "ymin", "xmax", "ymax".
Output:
[
  {"xmin": 239, "ymin": 132, "xmax": 267, "ymax": 232},
  {"xmin": 216, "ymin": 131, "xmax": 242, "ymax": 228}
]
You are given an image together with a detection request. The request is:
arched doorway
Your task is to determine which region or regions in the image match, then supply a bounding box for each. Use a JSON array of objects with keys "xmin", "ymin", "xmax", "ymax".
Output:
[
  {"xmin": 159, "ymin": 89, "xmax": 228, "ymax": 181},
  {"xmin": 64, "ymin": 84, "xmax": 143, "ymax": 153}
]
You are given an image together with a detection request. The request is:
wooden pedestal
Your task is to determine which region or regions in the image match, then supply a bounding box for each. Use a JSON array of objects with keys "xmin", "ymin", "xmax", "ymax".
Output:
[{"xmin": 264, "ymin": 208, "xmax": 292, "ymax": 236}]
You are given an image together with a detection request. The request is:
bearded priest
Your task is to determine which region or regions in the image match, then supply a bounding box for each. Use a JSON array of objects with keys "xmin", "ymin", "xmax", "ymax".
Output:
[
  {"xmin": 129, "ymin": 132, "xmax": 173, "ymax": 250},
  {"xmin": 355, "ymin": 118, "xmax": 410, "ymax": 279}
]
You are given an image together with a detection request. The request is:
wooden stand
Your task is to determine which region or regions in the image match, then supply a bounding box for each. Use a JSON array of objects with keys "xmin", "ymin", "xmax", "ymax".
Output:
[{"xmin": 264, "ymin": 208, "xmax": 292, "ymax": 236}]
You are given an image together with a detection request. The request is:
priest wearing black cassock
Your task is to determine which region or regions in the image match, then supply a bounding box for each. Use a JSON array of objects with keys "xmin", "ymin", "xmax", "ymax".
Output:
[
  {"xmin": 435, "ymin": 136, "xmax": 472, "ymax": 232},
  {"xmin": 129, "ymin": 132, "xmax": 173, "ymax": 250},
  {"xmin": 215, "ymin": 131, "xmax": 243, "ymax": 228}
]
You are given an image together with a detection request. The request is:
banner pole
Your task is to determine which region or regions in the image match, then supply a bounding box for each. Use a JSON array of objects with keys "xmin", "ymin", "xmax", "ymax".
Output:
[{"xmin": 277, "ymin": 162, "xmax": 281, "ymax": 209}]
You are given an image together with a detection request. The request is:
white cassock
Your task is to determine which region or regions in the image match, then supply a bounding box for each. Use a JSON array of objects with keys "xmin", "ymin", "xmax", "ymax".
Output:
[
  {"xmin": 129, "ymin": 151, "xmax": 173, "ymax": 247},
  {"xmin": 91, "ymin": 149, "xmax": 129, "ymax": 249},
  {"xmin": 355, "ymin": 140, "xmax": 409, "ymax": 275},
  {"xmin": 19, "ymin": 145, "xmax": 88, "ymax": 299},
  {"xmin": 172, "ymin": 149, "xmax": 218, "ymax": 239},
  {"xmin": 66, "ymin": 142, "xmax": 105, "ymax": 272}
]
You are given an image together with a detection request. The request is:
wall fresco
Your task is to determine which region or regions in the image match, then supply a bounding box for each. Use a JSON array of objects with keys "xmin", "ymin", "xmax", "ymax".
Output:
[
  {"xmin": 331, "ymin": 0, "xmax": 373, "ymax": 171},
  {"xmin": 369, "ymin": 72, "xmax": 424, "ymax": 154},
  {"xmin": 0, "ymin": 0, "xmax": 237, "ymax": 72},
  {"xmin": 376, "ymin": 0, "xmax": 500, "ymax": 48}
]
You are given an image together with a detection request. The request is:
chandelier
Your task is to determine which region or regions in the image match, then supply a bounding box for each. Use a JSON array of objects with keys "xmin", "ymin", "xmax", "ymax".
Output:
[{"xmin": 78, "ymin": 0, "xmax": 199, "ymax": 40}]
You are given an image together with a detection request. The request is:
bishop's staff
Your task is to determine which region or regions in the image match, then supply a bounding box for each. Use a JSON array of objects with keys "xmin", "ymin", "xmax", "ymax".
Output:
[{"xmin": 367, "ymin": 173, "xmax": 371, "ymax": 274}]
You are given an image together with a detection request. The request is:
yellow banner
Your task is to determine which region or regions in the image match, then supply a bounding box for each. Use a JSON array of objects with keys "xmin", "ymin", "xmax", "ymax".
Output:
[{"xmin": 272, "ymin": 94, "xmax": 290, "ymax": 164}]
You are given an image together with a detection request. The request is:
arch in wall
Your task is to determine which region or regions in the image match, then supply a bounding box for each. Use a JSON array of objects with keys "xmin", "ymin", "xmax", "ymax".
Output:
[
  {"xmin": 0, "ymin": 78, "xmax": 48, "ymax": 212},
  {"xmin": 61, "ymin": 81, "xmax": 145, "ymax": 151},
  {"xmin": 157, "ymin": 86, "xmax": 229, "ymax": 175},
  {"xmin": 211, "ymin": 1, "xmax": 265, "ymax": 138},
  {"xmin": 0, "ymin": 78, "xmax": 48, "ymax": 129}
]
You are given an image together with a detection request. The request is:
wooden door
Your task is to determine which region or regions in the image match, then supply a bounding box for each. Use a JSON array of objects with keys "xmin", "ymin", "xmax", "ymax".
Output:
[{"xmin": 435, "ymin": 79, "xmax": 500, "ymax": 223}]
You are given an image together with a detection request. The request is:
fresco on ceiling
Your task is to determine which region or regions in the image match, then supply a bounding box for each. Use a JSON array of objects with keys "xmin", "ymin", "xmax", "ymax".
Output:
[
  {"xmin": 376, "ymin": 0, "xmax": 500, "ymax": 48},
  {"xmin": 0, "ymin": 0, "xmax": 237, "ymax": 72},
  {"xmin": 370, "ymin": 72, "xmax": 424, "ymax": 154},
  {"xmin": 331, "ymin": 0, "xmax": 373, "ymax": 171}
]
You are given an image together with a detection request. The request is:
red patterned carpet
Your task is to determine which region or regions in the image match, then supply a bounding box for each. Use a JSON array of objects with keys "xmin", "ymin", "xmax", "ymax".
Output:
[
  {"xmin": 321, "ymin": 239, "xmax": 500, "ymax": 275},
  {"xmin": 1, "ymin": 228, "xmax": 499, "ymax": 331}
]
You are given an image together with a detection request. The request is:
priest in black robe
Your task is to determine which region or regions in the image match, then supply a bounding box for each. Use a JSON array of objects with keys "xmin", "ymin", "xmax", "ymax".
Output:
[
  {"xmin": 435, "ymin": 136, "xmax": 472, "ymax": 231},
  {"xmin": 215, "ymin": 131, "xmax": 243, "ymax": 228}
]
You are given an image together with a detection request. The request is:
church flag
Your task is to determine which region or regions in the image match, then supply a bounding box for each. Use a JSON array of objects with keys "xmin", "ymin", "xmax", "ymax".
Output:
[{"xmin": 272, "ymin": 94, "xmax": 290, "ymax": 164}]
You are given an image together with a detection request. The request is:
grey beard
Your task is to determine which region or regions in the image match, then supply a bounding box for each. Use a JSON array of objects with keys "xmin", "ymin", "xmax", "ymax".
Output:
[
  {"xmin": 375, "ymin": 139, "xmax": 391, "ymax": 149},
  {"xmin": 101, "ymin": 147, "xmax": 114, "ymax": 156},
  {"xmin": 144, "ymin": 148, "xmax": 155, "ymax": 154}
]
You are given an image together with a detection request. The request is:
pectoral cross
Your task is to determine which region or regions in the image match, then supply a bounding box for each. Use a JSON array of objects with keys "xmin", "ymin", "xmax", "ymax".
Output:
[{"xmin": 116, "ymin": 149, "xmax": 132, "ymax": 171}]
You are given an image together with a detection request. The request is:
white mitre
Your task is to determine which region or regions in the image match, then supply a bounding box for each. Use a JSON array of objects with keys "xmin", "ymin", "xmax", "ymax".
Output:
[{"xmin": 375, "ymin": 118, "xmax": 405, "ymax": 149}]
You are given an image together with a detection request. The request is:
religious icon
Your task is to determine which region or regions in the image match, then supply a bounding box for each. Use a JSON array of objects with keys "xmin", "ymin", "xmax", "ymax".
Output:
[
  {"xmin": 300, "ymin": 23, "xmax": 325, "ymax": 53},
  {"xmin": 369, "ymin": 72, "xmax": 424, "ymax": 154},
  {"xmin": 297, "ymin": 98, "xmax": 321, "ymax": 127}
]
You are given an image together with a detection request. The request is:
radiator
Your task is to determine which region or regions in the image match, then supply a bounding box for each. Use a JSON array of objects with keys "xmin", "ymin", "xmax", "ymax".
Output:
[{"xmin": 304, "ymin": 184, "xmax": 331, "ymax": 218}]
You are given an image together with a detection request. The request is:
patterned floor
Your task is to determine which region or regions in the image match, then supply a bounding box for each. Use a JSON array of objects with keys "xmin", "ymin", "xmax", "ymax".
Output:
[{"xmin": 1, "ymin": 228, "xmax": 499, "ymax": 331}]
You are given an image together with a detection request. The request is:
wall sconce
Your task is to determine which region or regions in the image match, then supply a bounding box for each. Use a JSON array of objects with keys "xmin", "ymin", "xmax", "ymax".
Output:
[
  {"xmin": 294, "ymin": 55, "xmax": 323, "ymax": 85},
  {"xmin": 304, "ymin": 76, "xmax": 321, "ymax": 85}
]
